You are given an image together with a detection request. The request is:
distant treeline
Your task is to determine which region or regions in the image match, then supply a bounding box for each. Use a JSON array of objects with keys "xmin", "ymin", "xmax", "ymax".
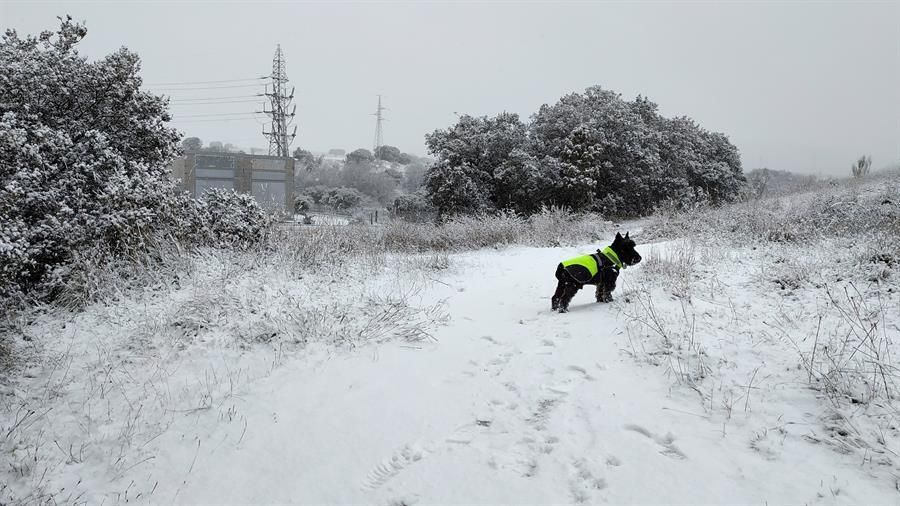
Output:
[{"xmin": 745, "ymin": 168, "xmax": 821, "ymax": 198}]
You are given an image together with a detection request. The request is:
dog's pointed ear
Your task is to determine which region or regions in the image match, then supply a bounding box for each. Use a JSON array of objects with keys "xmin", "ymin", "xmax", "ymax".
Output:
[
  {"xmin": 615, "ymin": 232, "xmax": 623, "ymax": 240},
  {"xmin": 625, "ymin": 231, "xmax": 630, "ymax": 239}
]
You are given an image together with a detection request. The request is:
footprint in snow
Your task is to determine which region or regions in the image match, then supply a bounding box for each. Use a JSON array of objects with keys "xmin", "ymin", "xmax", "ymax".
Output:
[
  {"xmin": 623, "ymin": 424, "xmax": 687, "ymax": 460},
  {"xmin": 528, "ymin": 397, "xmax": 561, "ymax": 428},
  {"xmin": 481, "ymin": 335, "xmax": 499, "ymax": 345},
  {"xmin": 566, "ymin": 364, "xmax": 596, "ymax": 381},
  {"xmin": 361, "ymin": 443, "xmax": 427, "ymax": 491},
  {"xmin": 546, "ymin": 364, "xmax": 595, "ymax": 394},
  {"xmin": 568, "ymin": 458, "xmax": 608, "ymax": 504},
  {"xmin": 384, "ymin": 495, "xmax": 420, "ymax": 506}
]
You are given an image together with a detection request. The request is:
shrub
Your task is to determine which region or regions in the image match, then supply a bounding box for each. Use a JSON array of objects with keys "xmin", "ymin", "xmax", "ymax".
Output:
[
  {"xmin": 292, "ymin": 147, "xmax": 323, "ymax": 172},
  {"xmin": 340, "ymin": 161, "xmax": 398, "ymax": 205},
  {"xmin": 192, "ymin": 189, "xmax": 274, "ymax": 247},
  {"xmin": 303, "ymin": 185, "xmax": 331, "ymax": 204},
  {"xmin": 294, "ymin": 194, "xmax": 313, "ymax": 213},
  {"xmin": 299, "ymin": 162, "xmax": 399, "ymax": 206},
  {"xmin": 323, "ymin": 187, "xmax": 364, "ymax": 210},
  {"xmin": 851, "ymin": 155, "xmax": 872, "ymax": 178},
  {"xmin": 0, "ymin": 18, "xmax": 273, "ymax": 307},
  {"xmin": 374, "ymin": 145, "xmax": 402, "ymax": 163},
  {"xmin": 0, "ymin": 18, "xmax": 182, "ymax": 302},
  {"xmin": 346, "ymin": 148, "xmax": 375, "ymax": 163},
  {"xmin": 392, "ymin": 192, "xmax": 436, "ymax": 222},
  {"xmin": 402, "ymin": 162, "xmax": 428, "ymax": 192}
]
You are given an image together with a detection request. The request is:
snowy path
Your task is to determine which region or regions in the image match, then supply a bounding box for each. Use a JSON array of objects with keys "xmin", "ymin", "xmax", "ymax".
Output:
[{"xmin": 145, "ymin": 245, "xmax": 890, "ymax": 504}]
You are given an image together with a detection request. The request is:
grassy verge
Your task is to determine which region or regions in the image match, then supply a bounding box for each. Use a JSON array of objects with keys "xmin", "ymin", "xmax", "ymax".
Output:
[{"xmin": 624, "ymin": 172, "xmax": 900, "ymax": 466}]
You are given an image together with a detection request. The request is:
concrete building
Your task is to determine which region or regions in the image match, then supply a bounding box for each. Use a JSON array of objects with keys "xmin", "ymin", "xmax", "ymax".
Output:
[{"xmin": 170, "ymin": 152, "xmax": 295, "ymax": 213}]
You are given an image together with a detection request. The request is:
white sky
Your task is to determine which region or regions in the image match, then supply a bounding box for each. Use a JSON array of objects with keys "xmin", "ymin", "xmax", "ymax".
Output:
[{"xmin": 3, "ymin": 0, "xmax": 899, "ymax": 175}]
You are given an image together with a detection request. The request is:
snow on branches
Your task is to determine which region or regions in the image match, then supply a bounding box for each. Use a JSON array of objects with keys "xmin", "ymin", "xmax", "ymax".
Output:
[
  {"xmin": 425, "ymin": 87, "xmax": 746, "ymax": 218},
  {"xmin": 0, "ymin": 17, "xmax": 270, "ymax": 307}
]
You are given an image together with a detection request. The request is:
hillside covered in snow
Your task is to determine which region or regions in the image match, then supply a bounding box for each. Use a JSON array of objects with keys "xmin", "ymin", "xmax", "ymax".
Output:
[{"xmin": 3, "ymin": 174, "xmax": 899, "ymax": 504}]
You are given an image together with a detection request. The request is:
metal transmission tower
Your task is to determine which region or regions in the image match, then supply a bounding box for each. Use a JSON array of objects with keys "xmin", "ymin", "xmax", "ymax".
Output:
[
  {"xmin": 262, "ymin": 44, "xmax": 296, "ymax": 157},
  {"xmin": 372, "ymin": 95, "xmax": 386, "ymax": 159}
]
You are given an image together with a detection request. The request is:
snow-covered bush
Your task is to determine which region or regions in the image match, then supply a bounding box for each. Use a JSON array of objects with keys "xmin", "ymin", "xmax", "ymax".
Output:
[
  {"xmin": 192, "ymin": 189, "xmax": 274, "ymax": 248},
  {"xmin": 302, "ymin": 185, "xmax": 332, "ymax": 204},
  {"xmin": 391, "ymin": 191, "xmax": 436, "ymax": 222},
  {"xmin": 346, "ymin": 148, "xmax": 375, "ymax": 163},
  {"xmin": 425, "ymin": 87, "xmax": 745, "ymax": 218},
  {"xmin": 0, "ymin": 18, "xmax": 272, "ymax": 308},
  {"xmin": 294, "ymin": 194, "xmax": 313, "ymax": 213},
  {"xmin": 374, "ymin": 145, "xmax": 402, "ymax": 163},
  {"xmin": 322, "ymin": 187, "xmax": 364, "ymax": 210},
  {"xmin": 0, "ymin": 18, "xmax": 179, "ymax": 302},
  {"xmin": 339, "ymin": 161, "xmax": 398, "ymax": 205}
]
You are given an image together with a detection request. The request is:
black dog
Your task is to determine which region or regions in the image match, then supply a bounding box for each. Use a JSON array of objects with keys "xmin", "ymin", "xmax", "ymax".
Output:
[{"xmin": 551, "ymin": 232, "xmax": 641, "ymax": 313}]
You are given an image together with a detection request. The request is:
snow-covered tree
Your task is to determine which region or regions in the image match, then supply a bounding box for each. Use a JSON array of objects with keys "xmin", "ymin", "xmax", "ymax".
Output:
[
  {"xmin": 293, "ymin": 147, "xmax": 322, "ymax": 172},
  {"xmin": 657, "ymin": 116, "xmax": 745, "ymax": 207},
  {"xmin": 0, "ymin": 17, "xmax": 182, "ymax": 300},
  {"xmin": 0, "ymin": 17, "xmax": 270, "ymax": 305},
  {"xmin": 402, "ymin": 161, "xmax": 428, "ymax": 192},
  {"xmin": 392, "ymin": 191, "xmax": 435, "ymax": 222},
  {"xmin": 181, "ymin": 136, "xmax": 203, "ymax": 151},
  {"xmin": 322, "ymin": 187, "xmax": 364, "ymax": 210},
  {"xmin": 340, "ymin": 160, "xmax": 398, "ymax": 205},
  {"xmin": 424, "ymin": 163, "xmax": 491, "ymax": 217},
  {"xmin": 374, "ymin": 145, "xmax": 402, "ymax": 163},
  {"xmin": 424, "ymin": 86, "xmax": 746, "ymax": 217},
  {"xmin": 346, "ymin": 148, "xmax": 375, "ymax": 163},
  {"xmin": 424, "ymin": 112, "xmax": 527, "ymax": 216},
  {"xmin": 529, "ymin": 87, "xmax": 667, "ymax": 216}
]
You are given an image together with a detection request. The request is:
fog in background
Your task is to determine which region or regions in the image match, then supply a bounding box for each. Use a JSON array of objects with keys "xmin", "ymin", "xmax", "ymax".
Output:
[{"xmin": 3, "ymin": 0, "xmax": 898, "ymax": 175}]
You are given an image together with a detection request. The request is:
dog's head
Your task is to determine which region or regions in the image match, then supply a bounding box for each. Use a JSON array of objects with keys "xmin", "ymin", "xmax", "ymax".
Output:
[{"xmin": 611, "ymin": 232, "xmax": 641, "ymax": 267}]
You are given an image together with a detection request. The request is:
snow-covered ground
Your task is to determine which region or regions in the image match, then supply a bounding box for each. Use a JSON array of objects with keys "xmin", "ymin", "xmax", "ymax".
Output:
[
  {"xmin": 290, "ymin": 213, "xmax": 352, "ymax": 226},
  {"xmin": 4, "ymin": 235, "xmax": 897, "ymax": 504}
]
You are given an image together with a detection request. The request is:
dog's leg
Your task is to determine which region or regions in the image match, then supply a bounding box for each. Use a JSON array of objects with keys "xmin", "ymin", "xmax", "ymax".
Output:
[
  {"xmin": 596, "ymin": 284, "xmax": 613, "ymax": 303},
  {"xmin": 558, "ymin": 283, "xmax": 580, "ymax": 313},
  {"xmin": 551, "ymin": 281, "xmax": 566, "ymax": 310}
]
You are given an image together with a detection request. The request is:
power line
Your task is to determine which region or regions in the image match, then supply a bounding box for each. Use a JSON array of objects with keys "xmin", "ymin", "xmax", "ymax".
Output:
[
  {"xmin": 168, "ymin": 94, "xmax": 264, "ymax": 103},
  {"xmin": 150, "ymin": 83, "xmax": 268, "ymax": 91},
  {"xmin": 171, "ymin": 100, "xmax": 265, "ymax": 106},
  {"xmin": 145, "ymin": 76, "xmax": 270, "ymax": 86},
  {"xmin": 171, "ymin": 111, "xmax": 264, "ymax": 118},
  {"xmin": 170, "ymin": 117, "xmax": 265, "ymax": 123}
]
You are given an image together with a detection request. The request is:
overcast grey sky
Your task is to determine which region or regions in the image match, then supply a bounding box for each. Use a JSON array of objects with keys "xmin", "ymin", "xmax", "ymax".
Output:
[{"xmin": 3, "ymin": 0, "xmax": 899, "ymax": 175}]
